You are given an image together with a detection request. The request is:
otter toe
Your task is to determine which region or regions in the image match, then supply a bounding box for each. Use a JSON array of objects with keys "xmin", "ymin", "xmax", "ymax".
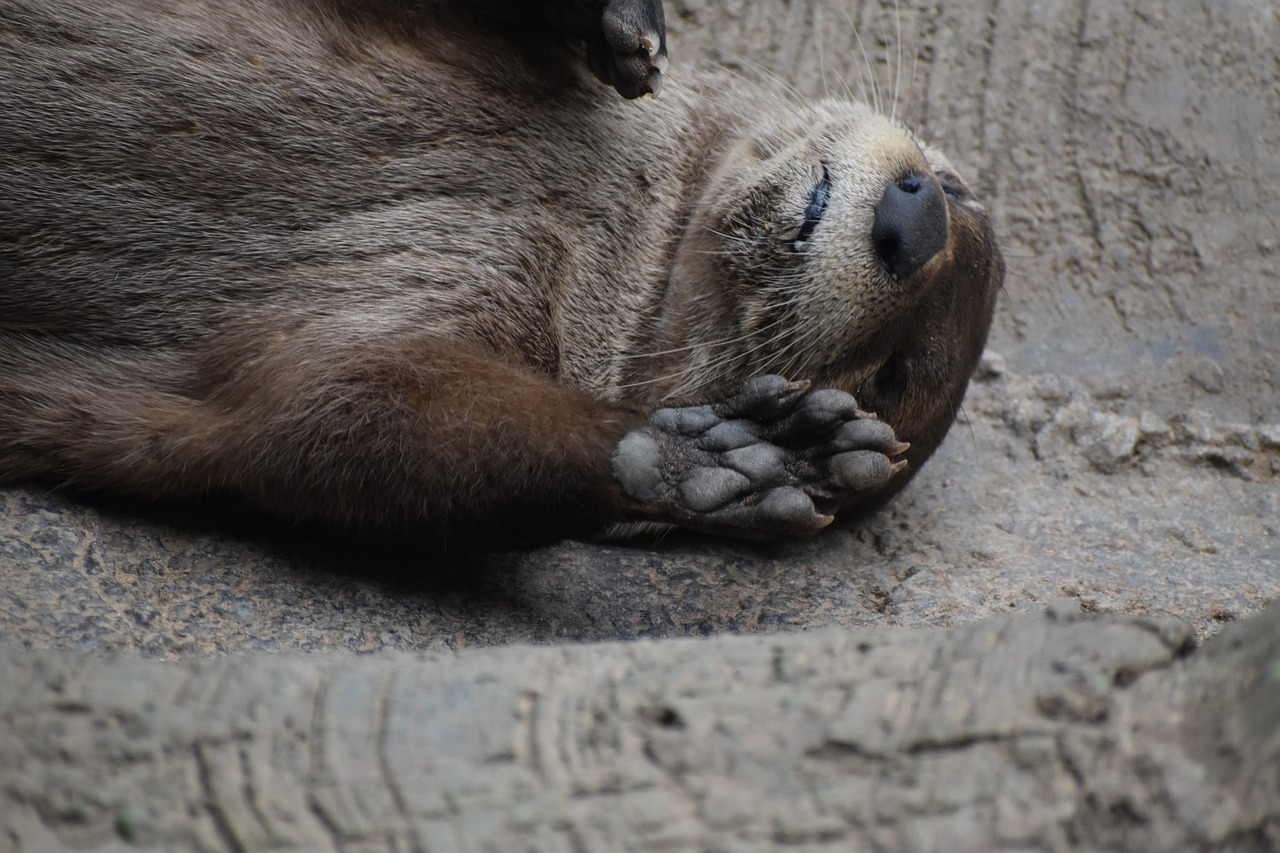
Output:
[
  {"xmin": 651, "ymin": 404, "xmax": 718, "ymax": 436},
  {"xmin": 721, "ymin": 443, "xmax": 789, "ymax": 484},
  {"xmin": 610, "ymin": 431, "xmax": 666, "ymax": 503},
  {"xmin": 700, "ymin": 420, "xmax": 760, "ymax": 451},
  {"xmin": 677, "ymin": 466, "xmax": 751, "ymax": 513},
  {"xmin": 767, "ymin": 387, "xmax": 863, "ymax": 444},
  {"xmin": 713, "ymin": 374, "xmax": 809, "ymax": 420},
  {"xmin": 830, "ymin": 451, "xmax": 907, "ymax": 491},
  {"xmin": 829, "ymin": 418, "xmax": 901, "ymax": 454},
  {"xmin": 754, "ymin": 487, "xmax": 831, "ymax": 532}
]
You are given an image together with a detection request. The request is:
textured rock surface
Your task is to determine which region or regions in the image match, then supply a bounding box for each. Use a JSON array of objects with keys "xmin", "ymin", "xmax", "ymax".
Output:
[
  {"xmin": 1, "ymin": 2, "xmax": 1277, "ymax": 847},
  {"xmin": 2, "ymin": 603, "xmax": 1277, "ymax": 852}
]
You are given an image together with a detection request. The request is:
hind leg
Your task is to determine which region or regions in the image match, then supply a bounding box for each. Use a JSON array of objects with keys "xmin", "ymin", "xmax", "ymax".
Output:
[
  {"xmin": 1, "ymin": 332, "xmax": 908, "ymax": 545},
  {"xmin": 0, "ymin": 331, "xmax": 644, "ymax": 546},
  {"xmin": 447, "ymin": 0, "xmax": 667, "ymax": 97},
  {"xmin": 567, "ymin": 0, "xmax": 668, "ymax": 98}
]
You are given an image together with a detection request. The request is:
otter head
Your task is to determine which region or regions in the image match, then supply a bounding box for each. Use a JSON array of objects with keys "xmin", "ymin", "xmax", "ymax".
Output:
[{"xmin": 654, "ymin": 98, "xmax": 1004, "ymax": 515}]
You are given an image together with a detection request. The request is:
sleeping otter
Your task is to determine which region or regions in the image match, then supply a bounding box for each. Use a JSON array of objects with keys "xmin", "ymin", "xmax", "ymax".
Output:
[{"xmin": 0, "ymin": 0, "xmax": 1002, "ymax": 547}]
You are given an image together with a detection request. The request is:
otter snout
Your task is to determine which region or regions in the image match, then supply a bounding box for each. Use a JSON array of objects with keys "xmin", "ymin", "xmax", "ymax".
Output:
[{"xmin": 871, "ymin": 175, "xmax": 948, "ymax": 281}]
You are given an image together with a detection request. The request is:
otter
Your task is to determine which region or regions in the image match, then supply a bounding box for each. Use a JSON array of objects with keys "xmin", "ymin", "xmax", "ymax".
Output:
[{"xmin": 0, "ymin": 0, "xmax": 1002, "ymax": 547}]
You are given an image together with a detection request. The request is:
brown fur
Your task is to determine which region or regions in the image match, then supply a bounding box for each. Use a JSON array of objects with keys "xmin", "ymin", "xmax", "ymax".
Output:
[{"xmin": 0, "ymin": 0, "xmax": 1002, "ymax": 546}]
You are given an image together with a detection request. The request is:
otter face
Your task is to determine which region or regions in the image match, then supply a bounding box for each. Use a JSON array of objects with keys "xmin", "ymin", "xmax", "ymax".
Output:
[{"xmin": 661, "ymin": 100, "xmax": 1004, "ymax": 511}]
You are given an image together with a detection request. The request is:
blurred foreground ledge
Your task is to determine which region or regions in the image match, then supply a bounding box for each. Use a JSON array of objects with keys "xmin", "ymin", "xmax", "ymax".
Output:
[{"xmin": 3, "ymin": 600, "xmax": 1277, "ymax": 852}]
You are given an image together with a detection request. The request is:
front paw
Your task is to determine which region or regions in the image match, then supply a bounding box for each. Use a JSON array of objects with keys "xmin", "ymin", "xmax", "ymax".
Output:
[
  {"xmin": 611, "ymin": 375, "xmax": 909, "ymax": 538},
  {"xmin": 558, "ymin": 0, "xmax": 667, "ymax": 98}
]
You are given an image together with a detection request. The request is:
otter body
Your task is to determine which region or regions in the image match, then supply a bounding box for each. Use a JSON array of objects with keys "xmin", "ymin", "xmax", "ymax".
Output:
[{"xmin": 0, "ymin": 0, "xmax": 1002, "ymax": 546}]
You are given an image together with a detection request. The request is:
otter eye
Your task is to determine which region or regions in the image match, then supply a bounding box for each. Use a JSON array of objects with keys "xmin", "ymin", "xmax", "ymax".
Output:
[
  {"xmin": 791, "ymin": 166, "xmax": 831, "ymax": 250},
  {"xmin": 936, "ymin": 171, "xmax": 969, "ymax": 202}
]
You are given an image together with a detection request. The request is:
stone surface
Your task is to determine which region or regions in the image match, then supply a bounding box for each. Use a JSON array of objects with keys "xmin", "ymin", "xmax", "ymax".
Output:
[{"xmin": 1, "ymin": 603, "xmax": 1276, "ymax": 852}]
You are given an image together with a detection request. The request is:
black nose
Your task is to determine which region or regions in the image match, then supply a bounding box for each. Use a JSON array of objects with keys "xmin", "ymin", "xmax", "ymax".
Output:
[{"xmin": 871, "ymin": 175, "xmax": 948, "ymax": 280}]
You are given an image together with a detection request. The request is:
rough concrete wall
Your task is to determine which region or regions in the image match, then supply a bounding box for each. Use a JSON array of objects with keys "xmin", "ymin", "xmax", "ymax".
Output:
[{"xmin": 670, "ymin": 0, "xmax": 1280, "ymax": 423}]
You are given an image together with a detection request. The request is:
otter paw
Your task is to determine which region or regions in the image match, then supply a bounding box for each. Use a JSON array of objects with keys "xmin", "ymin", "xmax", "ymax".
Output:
[
  {"xmin": 611, "ymin": 375, "xmax": 909, "ymax": 538},
  {"xmin": 573, "ymin": 0, "xmax": 668, "ymax": 98}
]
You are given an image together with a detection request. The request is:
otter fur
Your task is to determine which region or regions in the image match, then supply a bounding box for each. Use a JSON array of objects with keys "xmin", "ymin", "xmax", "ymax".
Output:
[{"xmin": 0, "ymin": 0, "xmax": 1003, "ymax": 547}]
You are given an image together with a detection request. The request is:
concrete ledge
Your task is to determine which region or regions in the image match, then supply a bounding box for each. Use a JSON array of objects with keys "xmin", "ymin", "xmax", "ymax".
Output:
[{"xmin": 3, "ymin": 602, "xmax": 1276, "ymax": 851}]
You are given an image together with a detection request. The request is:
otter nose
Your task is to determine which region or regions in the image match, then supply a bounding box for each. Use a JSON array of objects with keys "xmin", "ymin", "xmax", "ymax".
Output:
[{"xmin": 871, "ymin": 175, "xmax": 948, "ymax": 280}]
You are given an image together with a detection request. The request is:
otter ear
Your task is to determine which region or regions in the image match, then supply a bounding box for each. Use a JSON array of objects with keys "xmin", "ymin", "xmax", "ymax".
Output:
[{"xmin": 552, "ymin": 0, "xmax": 668, "ymax": 98}]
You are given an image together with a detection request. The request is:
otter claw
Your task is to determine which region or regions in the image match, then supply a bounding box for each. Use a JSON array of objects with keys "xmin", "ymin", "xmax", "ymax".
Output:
[{"xmin": 611, "ymin": 375, "xmax": 909, "ymax": 538}]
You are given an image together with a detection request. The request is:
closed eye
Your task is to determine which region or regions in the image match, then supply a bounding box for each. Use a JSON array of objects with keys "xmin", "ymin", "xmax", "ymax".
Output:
[
  {"xmin": 792, "ymin": 166, "xmax": 831, "ymax": 250},
  {"xmin": 936, "ymin": 170, "xmax": 970, "ymax": 202}
]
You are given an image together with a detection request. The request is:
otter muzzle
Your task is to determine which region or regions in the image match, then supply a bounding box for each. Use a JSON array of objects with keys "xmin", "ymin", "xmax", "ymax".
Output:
[{"xmin": 871, "ymin": 175, "xmax": 948, "ymax": 281}]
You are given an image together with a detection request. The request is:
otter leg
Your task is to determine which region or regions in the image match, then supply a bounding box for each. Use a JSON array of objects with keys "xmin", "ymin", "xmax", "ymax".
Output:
[
  {"xmin": 435, "ymin": 0, "xmax": 666, "ymax": 97},
  {"xmin": 0, "ymin": 332, "xmax": 644, "ymax": 546},
  {"xmin": 2, "ymin": 341, "xmax": 897, "ymax": 543},
  {"xmin": 612, "ymin": 376, "xmax": 909, "ymax": 538},
  {"xmin": 576, "ymin": 0, "xmax": 668, "ymax": 98}
]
